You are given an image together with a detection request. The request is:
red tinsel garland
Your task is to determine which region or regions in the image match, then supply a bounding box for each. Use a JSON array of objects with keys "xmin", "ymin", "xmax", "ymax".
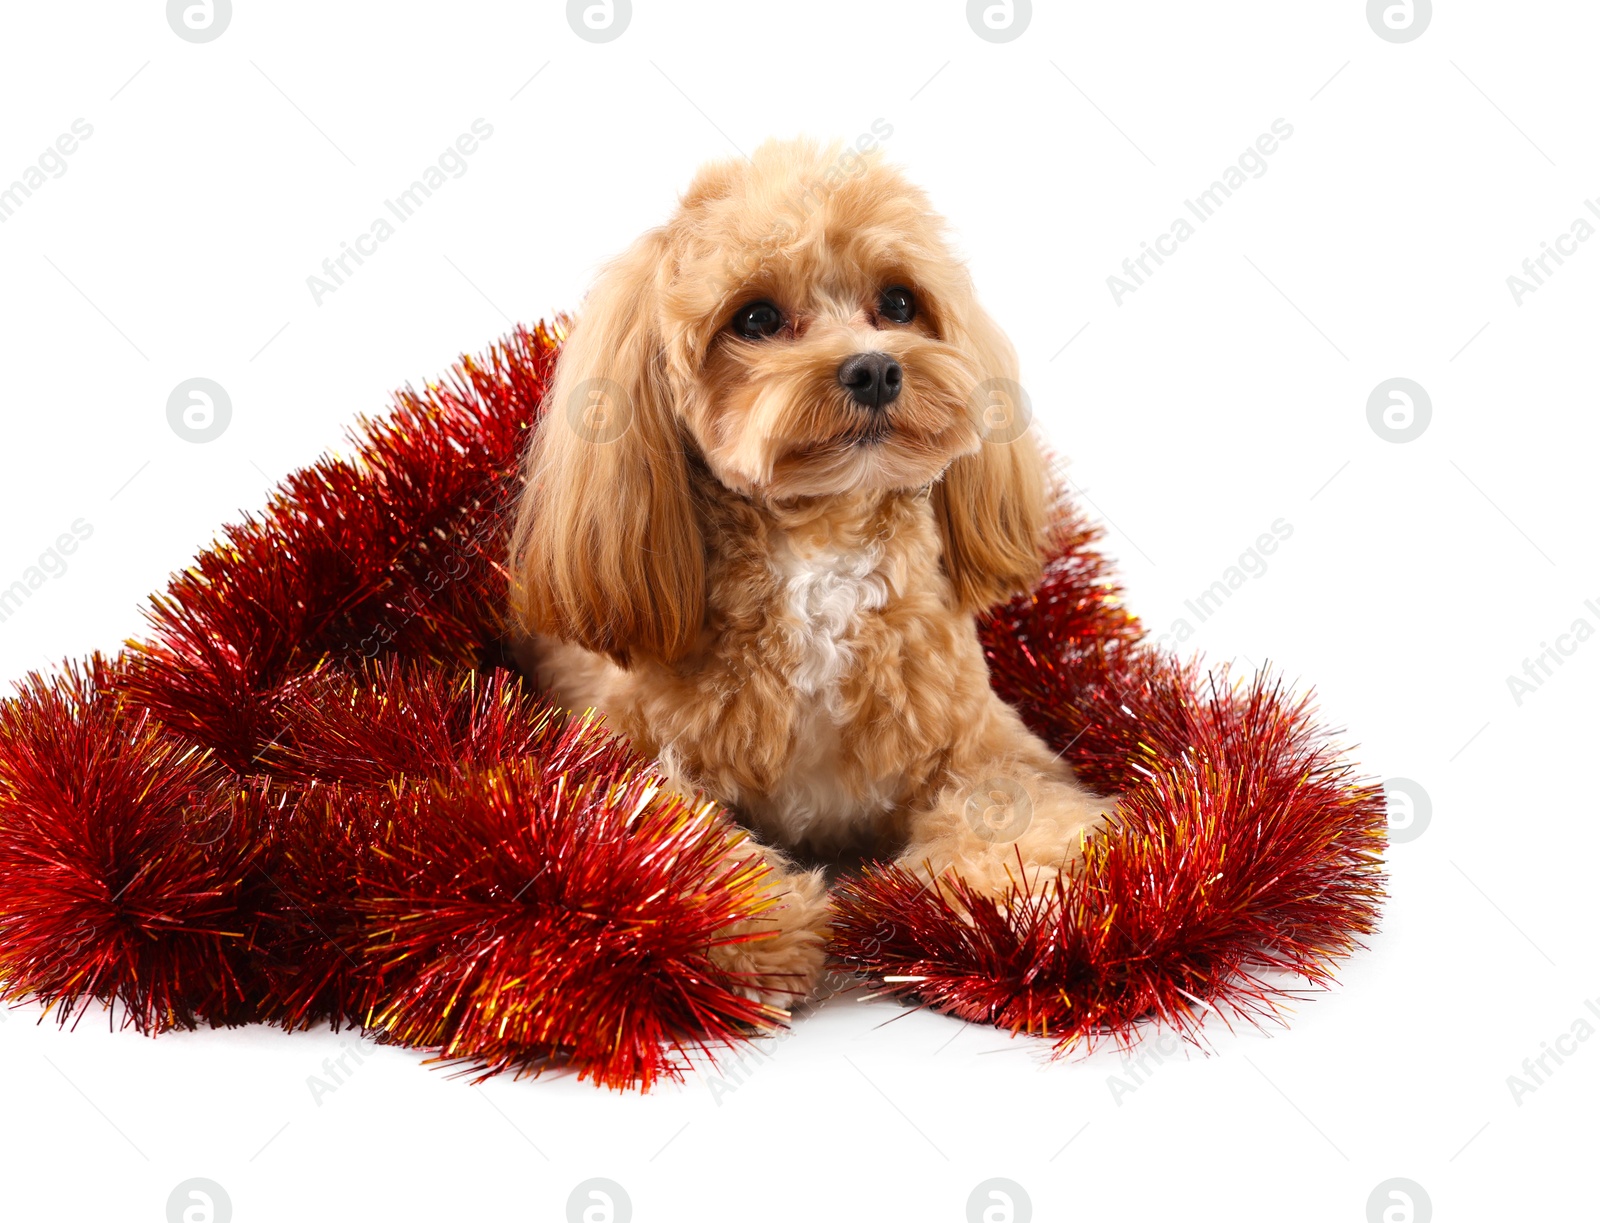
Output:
[{"xmin": 0, "ymin": 320, "xmax": 1386, "ymax": 1088}]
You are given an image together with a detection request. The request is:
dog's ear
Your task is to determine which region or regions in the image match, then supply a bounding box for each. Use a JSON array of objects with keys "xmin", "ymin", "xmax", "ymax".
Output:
[
  {"xmin": 931, "ymin": 292, "xmax": 1048, "ymax": 612},
  {"xmin": 510, "ymin": 230, "xmax": 705, "ymax": 666}
]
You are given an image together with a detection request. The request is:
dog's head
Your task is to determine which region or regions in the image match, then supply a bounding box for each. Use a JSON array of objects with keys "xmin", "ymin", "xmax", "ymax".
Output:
[{"xmin": 512, "ymin": 137, "xmax": 1046, "ymax": 664}]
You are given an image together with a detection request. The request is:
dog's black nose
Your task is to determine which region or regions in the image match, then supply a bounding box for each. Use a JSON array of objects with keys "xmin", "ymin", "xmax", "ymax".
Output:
[{"xmin": 837, "ymin": 352, "xmax": 903, "ymax": 409}]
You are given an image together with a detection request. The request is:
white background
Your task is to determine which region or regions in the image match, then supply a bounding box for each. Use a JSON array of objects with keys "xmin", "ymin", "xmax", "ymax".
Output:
[{"xmin": 1, "ymin": 2, "xmax": 1595, "ymax": 1220}]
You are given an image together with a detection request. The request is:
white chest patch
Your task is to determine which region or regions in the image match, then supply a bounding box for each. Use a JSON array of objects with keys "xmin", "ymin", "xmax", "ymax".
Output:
[
  {"xmin": 776, "ymin": 538, "xmax": 888, "ymax": 698},
  {"xmin": 753, "ymin": 536, "xmax": 901, "ymax": 847}
]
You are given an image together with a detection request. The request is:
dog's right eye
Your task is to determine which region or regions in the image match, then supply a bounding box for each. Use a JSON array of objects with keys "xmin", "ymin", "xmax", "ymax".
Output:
[{"xmin": 732, "ymin": 301, "xmax": 784, "ymax": 339}]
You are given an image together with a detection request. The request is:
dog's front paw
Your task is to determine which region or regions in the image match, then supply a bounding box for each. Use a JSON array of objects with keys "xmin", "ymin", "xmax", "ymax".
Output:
[
  {"xmin": 898, "ymin": 775, "xmax": 1113, "ymax": 904},
  {"xmin": 705, "ymin": 856, "xmax": 830, "ymax": 1013}
]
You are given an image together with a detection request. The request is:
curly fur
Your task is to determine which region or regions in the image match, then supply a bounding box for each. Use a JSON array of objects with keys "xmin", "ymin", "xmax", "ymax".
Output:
[{"xmin": 510, "ymin": 138, "xmax": 1114, "ymax": 1006}]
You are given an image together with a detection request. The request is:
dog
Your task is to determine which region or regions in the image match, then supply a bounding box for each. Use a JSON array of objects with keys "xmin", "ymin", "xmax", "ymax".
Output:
[{"xmin": 510, "ymin": 137, "xmax": 1113, "ymax": 1007}]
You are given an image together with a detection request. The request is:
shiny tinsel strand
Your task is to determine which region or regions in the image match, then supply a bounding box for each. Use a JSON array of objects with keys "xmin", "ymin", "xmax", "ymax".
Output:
[
  {"xmin": 834, "ymin": 511, "xmax": 1387, "ymax": 1053},
  {"xmin": 0, "ymin": 321, "xmax": 1387, "ymax": 1087}
]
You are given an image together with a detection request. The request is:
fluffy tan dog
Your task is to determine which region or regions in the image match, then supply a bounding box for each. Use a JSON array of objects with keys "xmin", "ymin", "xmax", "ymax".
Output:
[{"xmin": 510, "ymin": 138, "xmax": 1112, "ymax": 1007}]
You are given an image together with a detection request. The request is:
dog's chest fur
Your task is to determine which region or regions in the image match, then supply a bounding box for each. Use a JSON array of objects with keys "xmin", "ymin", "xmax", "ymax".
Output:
[
  {"xmin": 534, "ymin": 489, "xmax": 985, "ymax": 856},
  {"xmin": 687, "ymin": 489, "xmax": 976, "ymax": 854},
  {"xmin": 754, "ymin": 529, "xmax": 899, "ymax": 841},
  {"xmin": 773, "ymin": 531, "xmax": 887, "ymax": 699}
]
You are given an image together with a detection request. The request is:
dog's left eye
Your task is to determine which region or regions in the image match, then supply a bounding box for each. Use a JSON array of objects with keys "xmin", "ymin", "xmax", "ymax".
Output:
[
  {"xmin": 732, "ymin": 300, "xmax": 784, "ymax": 339},
  {"xmin": 878, "ymin": 286, "xmax": 916, "ymax": 324}
]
